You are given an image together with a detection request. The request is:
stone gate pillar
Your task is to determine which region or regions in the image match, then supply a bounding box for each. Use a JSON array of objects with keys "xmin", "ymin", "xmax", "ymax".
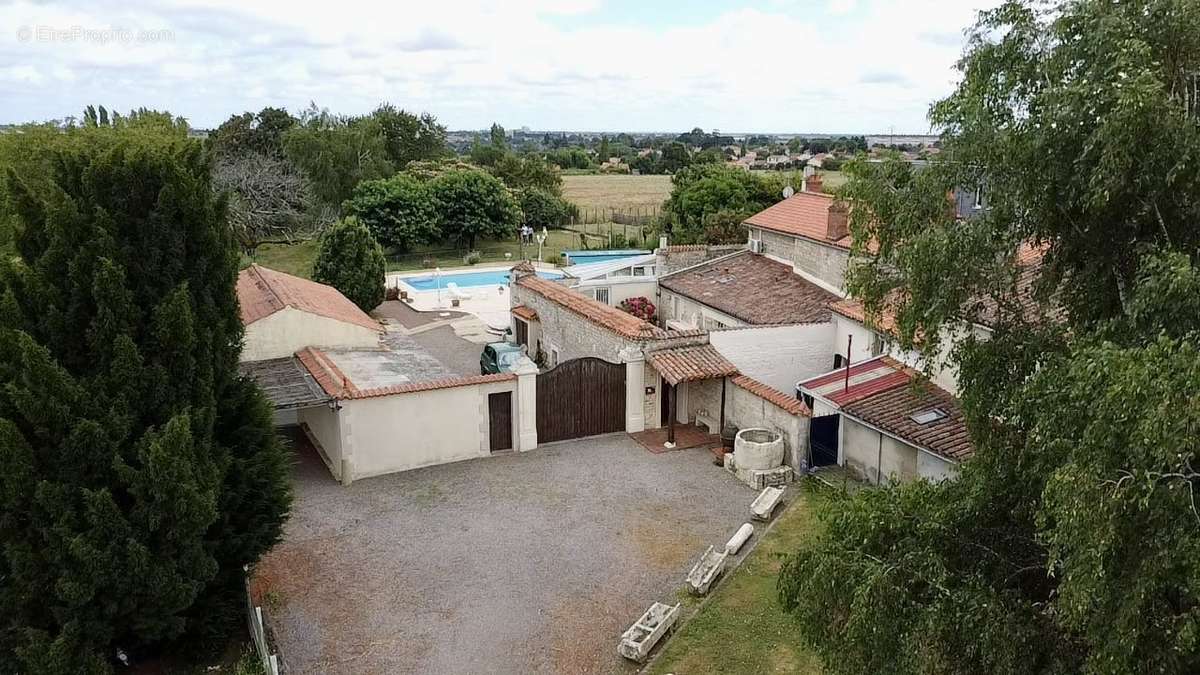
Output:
[
  {"xmin": 513, "ymin": 357, "xmax": 538, "ymax": 451},
  {"xmin": 619, "ymin": 346, "xmax": 645, "ymax": 433}
]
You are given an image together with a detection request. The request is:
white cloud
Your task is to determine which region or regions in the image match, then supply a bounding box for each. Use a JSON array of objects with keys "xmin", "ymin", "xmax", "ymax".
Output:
[{"xmin": 0, "ymin": 0, "xmax": 998, "ymax": 131}]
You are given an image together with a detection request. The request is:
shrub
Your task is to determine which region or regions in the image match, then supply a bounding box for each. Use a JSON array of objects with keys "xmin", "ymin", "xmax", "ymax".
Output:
[
  {"xmin": 312, "ymin": 217, "xmax": 387, "ymax": 311},
  {"xmin": 464, "ymin": 250, "xmax": 482, "ymax": 265},
  {"xmin": 619, "ymin": 296, "xmax": 656, "ymax": 322}
]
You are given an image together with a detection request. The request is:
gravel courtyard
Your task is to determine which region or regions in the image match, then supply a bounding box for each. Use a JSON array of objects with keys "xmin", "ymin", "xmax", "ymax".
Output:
[{"xmin": 254, "ymin": 432, "xmax": 756, "ymax": 674}]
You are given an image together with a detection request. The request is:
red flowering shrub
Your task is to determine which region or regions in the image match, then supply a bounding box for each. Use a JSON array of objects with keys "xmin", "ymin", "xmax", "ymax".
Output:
[{"xmin": 619, "ymin": 296, "xmax": 656, "ymax": 322}]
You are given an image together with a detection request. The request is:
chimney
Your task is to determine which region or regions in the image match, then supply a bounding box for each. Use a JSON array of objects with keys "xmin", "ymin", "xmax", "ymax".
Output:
[
  {"xmin": 805, "ymin": 172, "xmax": 824, "ymax": 194},
  {"xmin": 826, "ymin": 202, "xmax": 849, "ymax": 241}
]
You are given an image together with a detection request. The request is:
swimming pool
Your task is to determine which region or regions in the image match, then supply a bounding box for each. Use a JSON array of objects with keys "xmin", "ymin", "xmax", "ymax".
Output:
[
  {"xmin": 562, "ymin": 249, "xmax": 651, "ymax": 266},
  {"xmin": 400, "ymin": 268, "xmax": 563, "ymax": 291}
]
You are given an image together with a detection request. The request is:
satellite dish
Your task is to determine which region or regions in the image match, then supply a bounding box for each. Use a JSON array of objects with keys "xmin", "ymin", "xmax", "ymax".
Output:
[{"xmin": 782, "ymin": 185, "xmax": 795, "ymax": 199}]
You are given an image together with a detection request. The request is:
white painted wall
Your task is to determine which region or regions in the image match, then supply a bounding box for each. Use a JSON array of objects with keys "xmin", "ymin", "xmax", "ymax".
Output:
[
  {"xmin": 658, "ymin": 290, "xmax": 744, "ymax": 329},
  {"xmin": 241, "ymin": 307, "xmax": 380, "ymax": 362},
  {"xmin": 918, "ymin": 451, "xmax": 958, "ymax": 482},
  {"xmin": 710, "ymin": 323, "xmax": 834, "ymax": 395},
  {"xmin": 576, "ymin": 278, "xmax": 657, "ymax": 308},
  {"xmin": 298, "ymin": 404, "xmax": 343, "ymax": 482},
  {"xmin": 340, "ymin": 378, "xmax": 520, "ymax": 481}
]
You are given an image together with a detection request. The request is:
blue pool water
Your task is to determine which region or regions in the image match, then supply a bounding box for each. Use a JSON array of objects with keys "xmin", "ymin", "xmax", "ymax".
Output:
[
  {"xmin": 401, "ymin": 268, "xmax": 562, "ymax": 291},
  {"xmin": 562, "ymin": 249, "xmax": 651, "ymax": 266}
]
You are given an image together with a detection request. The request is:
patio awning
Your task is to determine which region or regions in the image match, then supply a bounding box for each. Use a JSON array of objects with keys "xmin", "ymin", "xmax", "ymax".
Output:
[
  {"xmin": 512, "ymin": 305, "xmax": 538, "ymax": 322},
  {"xmin": 239, "ymin": 356, "xmax": 331, "ymax": 410},
  {"xmin": 647, "ymin": 344, "xmax": 739, "ymax": 386}
]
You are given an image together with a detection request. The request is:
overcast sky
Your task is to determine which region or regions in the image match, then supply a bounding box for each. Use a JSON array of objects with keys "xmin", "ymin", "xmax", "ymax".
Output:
[{"xmin": 1, "ymin": 0, "xmax": 998, "ymax": 133}]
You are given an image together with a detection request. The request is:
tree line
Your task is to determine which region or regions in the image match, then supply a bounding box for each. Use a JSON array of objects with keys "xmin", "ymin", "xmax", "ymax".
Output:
[{"xmin": 776, "ymin": 1, "xmax": 1200, "ymax": 673}]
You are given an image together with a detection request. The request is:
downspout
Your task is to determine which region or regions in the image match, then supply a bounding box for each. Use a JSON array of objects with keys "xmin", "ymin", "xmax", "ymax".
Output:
[
  {"xmin": 875, "ymin": 431, "xmax": 883, "ymax": 486},
  {"xmin": 719, "ymin": 376, "xmax": 727, "ymax": 432}
]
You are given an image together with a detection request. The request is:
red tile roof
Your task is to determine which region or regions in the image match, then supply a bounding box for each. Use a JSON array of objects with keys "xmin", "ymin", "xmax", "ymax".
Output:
[
  {"xmin": 648, "ymin": 344, "xmax": 739, "ymax": 386},
  {"xmin": 731, "ymin": 374, "xmax": 810, "ymax": 416},
  {"xmin": 659, "ymin": 252, "xmax": 837, "ymax": 325},
  {"xmin": 514, "ymin": 274, "xmax": 681, "ymax": 340},
  {"xmin": 511, "ymin": 305, "xmax": 539, "ymax": 322},
  {"xmin": 842, "ymin": 380, "xmax": 973, "ymax": 461},
  {"xmin": 829, "ymin": 297, "xmax": 909, "ymax": 341},
  {"xmin": 295, "ymin": 347, "xmax": 358, "ymax": 398},
  {"xmin": 344, "ymin": 373, "xmax": 516, "ymax": 400},
  {"xmin": 238, "ymin": 265, "xmax": 381, "ymax": 332},
  {"xmin": 800, "ymin": 356, "xmax": 973, "ymax": 461},
  {"xmin": 743, "ymin": 192, "xmax": 852, "ymax": 249}
]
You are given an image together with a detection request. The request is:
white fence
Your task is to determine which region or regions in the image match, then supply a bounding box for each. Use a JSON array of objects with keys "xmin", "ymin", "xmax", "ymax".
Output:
[{"xmin": 244, "ymin": 565, "xmax": 281, "ymax": 674}]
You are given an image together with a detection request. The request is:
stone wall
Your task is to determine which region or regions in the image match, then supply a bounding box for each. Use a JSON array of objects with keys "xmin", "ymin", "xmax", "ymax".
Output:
[
  {"xmin": 750, "ymin": 227, "xmax": 849, "ymax": 294},
  {"xmin": 685, "ymin": 377, "xmax": 810, "ymax": 469},
  {"xmin": 511, "ymin": 283, "xmax": 632, "ymax": 364},
  {"xmin": 656, "ymin": 245, "xmax": 744, "ymax": 275}
]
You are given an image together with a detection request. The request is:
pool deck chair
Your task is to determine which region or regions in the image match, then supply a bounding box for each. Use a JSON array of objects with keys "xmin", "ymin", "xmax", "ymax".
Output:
[{"xmin": 446, "ymin": 282, "xmax": 474, "ymax": 300}]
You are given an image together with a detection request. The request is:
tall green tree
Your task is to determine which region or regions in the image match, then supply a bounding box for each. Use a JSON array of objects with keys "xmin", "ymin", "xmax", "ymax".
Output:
[
  {"xmin": 778, "ymin": 2, "xmax": 1200, "ymax": 673},
  {"xmin": 428, "ymin": 169, "xmax": 520, "ymax": 249},
  {"xmin": 344, "ymin": 174, "xmax": 439, "ymax": 252},
  {"xmin": 282, "ymin": 106, "xmax": 393, "ymax": 206},
  {"xmin": 0, "ymin": 123, "xmax": 291, "ymax": 671},
  {"xmin": 370, "ymin": 103, "xmax": 447, "ymax": 168},
  {"xmin": 312, "ymin": 217, "xmax": 386, "ymax": 312}
]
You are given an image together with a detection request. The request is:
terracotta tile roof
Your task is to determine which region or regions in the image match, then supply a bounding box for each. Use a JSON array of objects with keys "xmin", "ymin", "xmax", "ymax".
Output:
[
  {"xmin": 842, "ymin": 378, "xmax": 973, "ymax": 461},
  {"xmin": 511, "ymin": 305, "xmax": 538, "ymax": 322},
  {"xmin": 647, "ymin": 344, "xmax": 739, "ymax": 386},
  {"xmin": 659, "ymin": 252, "xmax": 837, "ymax": 325},
  {"xmin": 829, "ymin": 297, "xmax": 907, "ymax": 340},
  {"xmin": 295, "ymin": 347, "xmax": 358, "ymax": 398},
  {"xmin": 343, "ymin": 373, "xmax": 516, "ymax": 400},
  {"xmin": 515, "ymin": 274, "xmax": 672, "ymax": 340},
  {"xmin": 731, "ymin": 374, "xmax": 810, "ymax": 416},
  {"xmin": 743, "ymin": 192, "xmax": 852, "ymax": 249},
  {"xmin": 237, "ymin": 265, "xmax": 381, "ymax": 332},
  {"xmin": 800, "ymin": 355, "xmax": 973, "ymax": 461}
]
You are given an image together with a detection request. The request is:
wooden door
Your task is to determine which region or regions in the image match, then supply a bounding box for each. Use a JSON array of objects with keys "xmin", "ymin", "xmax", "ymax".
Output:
[
  {"xmin": 536, "ymin": 358, "xmax": 626, "ymax": 443},
  {"xmin": 488, "ymin": 392, "xmax": 513, "ymax": 452}
]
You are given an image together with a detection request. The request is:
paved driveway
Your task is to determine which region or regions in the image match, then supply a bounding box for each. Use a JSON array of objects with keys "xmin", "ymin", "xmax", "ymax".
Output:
[{"xmin": 255, "ymin": 433, "xmax": 756, "ymax": 674}]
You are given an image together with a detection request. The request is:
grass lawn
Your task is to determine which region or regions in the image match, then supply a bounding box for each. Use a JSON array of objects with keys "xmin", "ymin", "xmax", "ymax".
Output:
[
  {"xmin": 648, "ymin": 483, "xmax": 826, "ymax": 675},
  {"xmin": 562, "ymin": 174, "xmax": 673, "ymax": 211},
  {"xmin": 241, "ymin": 229, "xmax": 596, "ymax": 280}
]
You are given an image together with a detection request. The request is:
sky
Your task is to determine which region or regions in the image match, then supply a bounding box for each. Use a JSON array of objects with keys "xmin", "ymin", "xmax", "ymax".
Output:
[{"xmin": 0, "ymin": 0, "xmax": 999, "ymax": 133}]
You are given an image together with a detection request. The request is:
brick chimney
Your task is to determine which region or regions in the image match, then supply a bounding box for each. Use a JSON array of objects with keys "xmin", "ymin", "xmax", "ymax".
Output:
[
  {"xmin": 826, "ymin": 202, "xmax": 849, "ymax": 241},
  {"xmin": 805, "ymin": 172, "xmax": 824, "ymax": 194}
]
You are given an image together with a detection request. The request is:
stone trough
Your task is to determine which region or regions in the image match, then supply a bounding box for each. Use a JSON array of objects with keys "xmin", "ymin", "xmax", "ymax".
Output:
[
  {"xmin": 618, "ymin": 602, "xmax": 680, "ymax": 663},
  {"xmin": 750, "ymin": 486, "xmax": 785, "ymax": 521},
  {"xmin": 686, "ymin": 545, "xmax": 729, "ymax": 595}
]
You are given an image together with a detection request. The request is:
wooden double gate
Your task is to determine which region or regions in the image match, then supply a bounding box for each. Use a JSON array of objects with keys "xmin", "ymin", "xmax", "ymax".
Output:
[{"xmin": 536, "ymin": 357, "xmax": 626, "ymax": 443}]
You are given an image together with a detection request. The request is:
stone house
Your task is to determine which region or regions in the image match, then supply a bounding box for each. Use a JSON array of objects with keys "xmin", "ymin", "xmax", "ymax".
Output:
[
  {"xmin": 509, "ymin": 265, "xmax": 810, "ymax": 464},
  {"xmin": 743, "ymin": 173, "xmax": 850, "ymax": 294}
]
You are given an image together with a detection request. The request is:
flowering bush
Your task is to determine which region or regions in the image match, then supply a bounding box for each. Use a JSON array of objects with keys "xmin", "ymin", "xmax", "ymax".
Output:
[{"xmin": 619, "ymin": 296, "xmax": 656, "ymax": 322}]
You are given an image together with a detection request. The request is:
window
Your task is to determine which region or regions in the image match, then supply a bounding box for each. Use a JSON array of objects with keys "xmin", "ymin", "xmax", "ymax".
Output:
[
  {"xmin": 595, "ymin": 288, "xmax": 611, "ymax": 304},
  {"xmin": 633, "ymin": 266, "xmax": 646, "ymax": 277},
  {"xmin": 833, "ymin": 354, "xmax": 845, "ymax": 369},
  {"xmin": 910, "ymin": 408, "xmax": 948, "ymax": 425},
  {"xmin": 870, "ymin": 333, "xmax": 886, "ymax": 357},
  {"xmin": 550, "ymin": 346, "xmax": 560, "ymax": 367}
]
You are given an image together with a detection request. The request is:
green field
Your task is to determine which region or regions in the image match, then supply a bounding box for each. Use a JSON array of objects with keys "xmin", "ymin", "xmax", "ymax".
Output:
[
  {"xmin": 242, "ymin": 229, "xmax": 592, "ymax": 280},
  {"xmin": 648, "ymin": 484, "xmax": 826, "ymax": 675}
]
